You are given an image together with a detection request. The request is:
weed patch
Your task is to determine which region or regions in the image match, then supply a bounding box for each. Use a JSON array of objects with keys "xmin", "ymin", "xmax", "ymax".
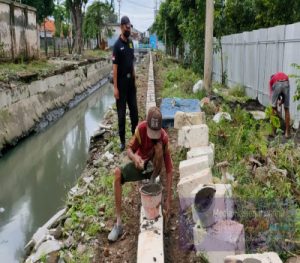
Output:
[
  {"xmin": 156, "ymin": 56, "xmax": 206, "ymax": 100},
  {"xmin": 158, "ymin": 58, "xmax": 300, "ymax": 259},
  {"xmin": 0, "ymin": 60, "xmax": 57, "ymax": 82}
]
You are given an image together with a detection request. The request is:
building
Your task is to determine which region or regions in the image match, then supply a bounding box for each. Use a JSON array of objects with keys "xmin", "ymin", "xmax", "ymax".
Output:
[{"xmin": 105, "ymin": 23, "xmax": 141, "ymax": 49}]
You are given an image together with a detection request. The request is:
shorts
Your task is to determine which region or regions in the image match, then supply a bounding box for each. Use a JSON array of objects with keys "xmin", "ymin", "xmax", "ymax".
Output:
[
  {"xmin": 271, "ymin": 80, "xmax": 290, "ymax": 108},
  {"xmin": 120, "ymin": 161, "xmax": 151, "ymax": 184}
]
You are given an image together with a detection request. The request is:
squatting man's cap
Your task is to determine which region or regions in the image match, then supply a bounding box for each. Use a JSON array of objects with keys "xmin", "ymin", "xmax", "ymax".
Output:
[{"xmin": 147, "ymin": 107, "xmax": 162, "ymax": 139}]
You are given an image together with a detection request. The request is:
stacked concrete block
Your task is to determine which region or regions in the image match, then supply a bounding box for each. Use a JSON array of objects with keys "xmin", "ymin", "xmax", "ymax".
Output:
[
  {"xmin": 191, "ymin": 184, "xmax": 234, "ymax": 224},
  {"xmin": 137, "ymin": 52, "xmax": 164, "ymax": 263},
  {"xmin": 177, "ymin": 168, "xmax": 213, "ymax": 210},
  {"xmin": 179, "ymin": 155, "xmax": 210, "ymax": 178},
  {"xmin": 178, "ymin": 124, "xmax": 209, "ymax": 148},
  {"xmin": 193, "ymin": 220, "xmax": 245, "ymax": 263},
  {"xmin": 187, "ymin": 143, "xmax": 215, "ymax": 167},
  {"xmin": 146, "ymin": 52, "xmax": 156, "ymax": 113},
  {"xmin": 224, "ymin": 252, "xmax": 282, "ymax": 263},
  {"xmin": 174, "ymin": 111, "xmax": 206, "ymax": 129}
]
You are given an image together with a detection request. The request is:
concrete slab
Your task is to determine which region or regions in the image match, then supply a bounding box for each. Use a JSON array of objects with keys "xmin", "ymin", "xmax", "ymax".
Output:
[
  {"xmin": 192, "ymin": 184, "xmax": 234, "ymax": 224},
  {"xmin": 193, "ymin": 220, "xmax": 245, "ymax": 263},
  {"xmin": 26, "ymin": 240, "xmax": 61, "ymax": 263},
  {"xmin": 179, "ymin": 156, "xmax": 209, "ymax": 179},
  {"xmin": 174, "ymin": 111, "xmax": 206, "ymax": 129},
  {"xmin": 187, "ymin": 143, "xmax": 215, "ymax": 166},
  {"xmin": 224, "ymin": 252, "xmax": 283, "ymax": 263},
  {"xmin": 137, "ymin": 207, "xmax": 164, "ymax": 263},
  {"xmin": 178, "ymin": 168, "xmax": 213, "ymax": 210},
  {"xmin": 178, "ymin": 124, "xmax": 209, "ymax": 148}
]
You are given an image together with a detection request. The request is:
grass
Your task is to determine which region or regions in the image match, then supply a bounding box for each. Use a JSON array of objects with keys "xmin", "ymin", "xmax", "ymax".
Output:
[
  {"xmin": 60, "ymin": 108, "xmax": 133, "ymax": 260},
  {"xmin": 216, "ymin": 84, "xmax": 251, "ymax": 104},
  {"xmin": 83, "ymin": 49, "xmax": 108, "ymax": 59},
  {"xmin": 156, "ymin": 54, "xmax": 207, "ymax": 101},
  {"xmin": 0, "ymin": 59, "xmax": 57, "ymax": 82},
  {"xmin": 157, "ymin": 54, "xmax": 300, "ymax": 260}
]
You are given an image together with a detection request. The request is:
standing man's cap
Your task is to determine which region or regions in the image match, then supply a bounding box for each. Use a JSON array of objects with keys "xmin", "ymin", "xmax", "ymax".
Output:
[
  {"xmin": 147, "ymin": 107, "xmax": 162, "ymax": 139},
  {"xmin": 121, "ymin": 16, "xmax": 131, "ymax": 25}
]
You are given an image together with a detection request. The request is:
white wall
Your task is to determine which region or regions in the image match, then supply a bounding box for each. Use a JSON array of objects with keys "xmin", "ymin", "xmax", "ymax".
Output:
[
  {"xmin": 213, "ymin": 22, "xmax": 300, "ymax": 128},
  {"xmin": 0, "ymin": 0, "xmax": 38, "ymax": 60}
]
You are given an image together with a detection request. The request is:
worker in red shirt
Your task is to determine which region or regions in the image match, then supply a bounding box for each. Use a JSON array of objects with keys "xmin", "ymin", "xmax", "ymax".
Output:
[
  {"xmin": 269, "ymin": 72, "xmax": 291, "ymax": 138},
  {"xmin": 108, "ymin": 106, "xmax": 173, "ymax": 242}
]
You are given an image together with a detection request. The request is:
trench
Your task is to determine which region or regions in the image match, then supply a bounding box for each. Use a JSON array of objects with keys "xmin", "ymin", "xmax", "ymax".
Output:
[{"xmin": 0, "ymin": 82, "xmax": 114, "ymax": 262}]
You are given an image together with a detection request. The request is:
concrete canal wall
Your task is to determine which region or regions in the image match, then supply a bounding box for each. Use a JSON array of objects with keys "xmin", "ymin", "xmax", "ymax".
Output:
[{"xmin": 0, "ymin": 59, "xmax": 112, "ymax": 154}]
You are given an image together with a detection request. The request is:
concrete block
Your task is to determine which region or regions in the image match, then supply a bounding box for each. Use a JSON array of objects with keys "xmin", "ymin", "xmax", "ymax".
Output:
[
  {"xmin": 137, "ymin": 207, "xmax": 164, "ymax": 263},
  {"xmin": 178, "ymin": 168, "xmax": 213, "ymax": 210},
  {"xmin": 179, "ymin": 156, "xmax": 209, "ymax": 178},
  {"xmin": 187, "ymin": 143, "xmax": 215, "ymax": 166},
  {"xmin": 193, "ymin": 220, "xmax": 245, "ymax": 263},
  {"xmin": 178, "ymin": 124, "xmax": 209, "ymax": 148},
  {"xmin": 174, "ymin": 111, "xmax": 206, "ymax": 129},
  {"xmin": 224, "ymin": 252, "xmax": 282, "ymax": 263},
  {"xmin": 192, "ymin": 184, "xmax": 234, "ymax": 224},
  {"xmin": 146, "ymin": 102, "xmax": 156, "ymax": 114}
]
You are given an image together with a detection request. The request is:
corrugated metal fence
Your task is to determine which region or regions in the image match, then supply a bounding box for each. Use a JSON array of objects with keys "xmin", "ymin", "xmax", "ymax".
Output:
[{"xmin": 213, "ymin": 22, "xmax": 300, "ymax": 127}]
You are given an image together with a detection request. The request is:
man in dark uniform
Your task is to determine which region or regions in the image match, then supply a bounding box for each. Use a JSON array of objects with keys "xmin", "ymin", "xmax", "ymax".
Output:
[{"xmin": 112, "ymin": 16, "xmax": 139, "ymax": 151}]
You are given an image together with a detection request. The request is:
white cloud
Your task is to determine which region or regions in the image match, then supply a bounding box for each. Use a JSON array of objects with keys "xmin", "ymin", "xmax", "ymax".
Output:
[{"xmin": 118, "ymin": 0, "xmax": 156, "ymax": 32}]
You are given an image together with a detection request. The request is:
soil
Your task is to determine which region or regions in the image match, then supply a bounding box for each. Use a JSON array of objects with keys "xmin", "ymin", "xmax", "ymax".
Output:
[
  {"xmin": 94, "ymin": 53, "xmax": 202, "ymax": 263},
  {"xmin": 153, "ymin": 57, "xmax": 202, "ymax": 263},
  {"xmin": 94, "ymin": 55, "xmax": 150, "ymax": 263}
]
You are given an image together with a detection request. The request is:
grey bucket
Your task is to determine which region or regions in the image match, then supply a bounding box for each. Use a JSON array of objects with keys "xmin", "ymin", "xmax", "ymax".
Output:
[{"xmin": 193, "ymin": 184, "xmax": 216, "ymax": 227}]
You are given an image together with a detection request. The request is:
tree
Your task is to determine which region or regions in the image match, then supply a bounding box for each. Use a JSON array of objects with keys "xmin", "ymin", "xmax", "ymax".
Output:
[
  {"xmin": 23, "ymin": 0, "xmax": 54, "ymax": 56},
  {"xmin": 83, "ymin": 1, "xmax": 117, "ymax": 48},
  {"xmin": 152, "ymin": 0, "xmax": 183, "ymax": 57},
  {"xmin": 23, "ymin": 0, "xmax": 54, "ymax": 23},
  {"xmin": 153, "ymin": 0, "xmax": 300, "ymax": 76},
  {"xmin": 65, "ymin": 0, "xmax": 88, "ymax": 54},
  {"xmin": 53, "ymin": 3, "xmax": 69, "ymax": 38},
  {"xmin": 53, "ymin": 2, "xmax": 72, "ymax": 55},
  {"xmin": 254, "ymin": 0, "xmax": 300, "ymax": 29}
]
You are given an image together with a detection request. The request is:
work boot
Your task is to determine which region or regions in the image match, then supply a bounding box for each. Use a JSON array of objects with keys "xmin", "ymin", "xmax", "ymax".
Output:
[{"xmin": 108, "ymin": 224, "xmax": 123, "ymax": 242}]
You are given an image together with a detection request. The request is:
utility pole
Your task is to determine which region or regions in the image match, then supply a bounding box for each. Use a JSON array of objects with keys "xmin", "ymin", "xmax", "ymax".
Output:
[
  {"xmin": 117, "ymin": 0, "xmax": 121, "ymax": 23},
  {"xmin": 203, "ymin": 0, "xmax": 214, "ymax": 94},
  {"xmin": 164, "ymin": 20, "xmax": 167, "ymax": 54}
]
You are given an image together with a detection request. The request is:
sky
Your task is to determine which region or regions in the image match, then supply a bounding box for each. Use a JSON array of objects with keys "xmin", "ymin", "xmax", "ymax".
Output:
[{"xmin": 117, "ymin": 0, "xmax": 158, "ymax": 32}]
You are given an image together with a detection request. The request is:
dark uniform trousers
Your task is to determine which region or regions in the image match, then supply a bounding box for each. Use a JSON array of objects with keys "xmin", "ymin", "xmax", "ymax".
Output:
[{"xmin": 116, "ymin": 76, "xmax": 139, "ymax": 144}]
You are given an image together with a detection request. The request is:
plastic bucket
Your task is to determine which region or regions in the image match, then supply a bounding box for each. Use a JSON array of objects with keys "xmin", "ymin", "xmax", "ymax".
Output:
[{"xmin": 139, "ymin": 183, "xmax": 162, "ymax": 220}]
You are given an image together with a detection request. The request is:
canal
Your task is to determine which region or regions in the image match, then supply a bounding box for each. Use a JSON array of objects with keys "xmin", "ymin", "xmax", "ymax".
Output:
[{"xmin": 0, "ymin": 83, "xmax": 114, "ymax": 262}]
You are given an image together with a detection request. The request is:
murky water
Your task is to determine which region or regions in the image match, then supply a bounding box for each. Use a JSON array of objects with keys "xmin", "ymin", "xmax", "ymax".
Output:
[{"xmin": 0, "ymin": 83, "xmax": 114, "ymax": 262}]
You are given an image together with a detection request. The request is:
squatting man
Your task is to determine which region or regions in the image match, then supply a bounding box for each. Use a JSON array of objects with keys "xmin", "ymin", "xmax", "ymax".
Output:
[{"xmin": 108, "ymin": 106, "xmax": 173, "ymax": 242}]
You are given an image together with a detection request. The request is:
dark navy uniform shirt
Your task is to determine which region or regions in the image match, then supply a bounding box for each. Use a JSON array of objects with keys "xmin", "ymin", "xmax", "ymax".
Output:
[{"xmin": 112, "ymin": 36, "xmax": 134, "ymax": 79}]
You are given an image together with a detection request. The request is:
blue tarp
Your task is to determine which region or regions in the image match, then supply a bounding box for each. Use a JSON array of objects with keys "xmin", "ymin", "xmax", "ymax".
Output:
[{"xmin": 160, "ymin": 98, "xmax": 201, "ymax": 127}]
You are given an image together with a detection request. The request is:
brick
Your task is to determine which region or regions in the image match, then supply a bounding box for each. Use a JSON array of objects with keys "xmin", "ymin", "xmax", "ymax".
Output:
[
  {"xmin": 174, "ymin": 111, "xmax": 206, "ymax": 129},
  {"xmin": 224, "ymin": 252, "xmax": 282, "ymax": 263},
  {"xmin": 187, "ymin": 143, "xmax": 215, "ymax": 166},
  {"xmin": 177, "ymin": 168, "xmax": 213, "ymax": 210},
  {"xmin": 179, "ymin": 156, "xmax": 209, "ymax": 178},
  {"xmin": 178, "ymin": 124, "xmax": 209, "ymax": 148},
  {"xmin": 192, "ymin": 184, "xmax": 234, "ymax": 224},
  {"xmin": 193, "ymin": 220, "xmax": 245, "ymax": 263}
]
